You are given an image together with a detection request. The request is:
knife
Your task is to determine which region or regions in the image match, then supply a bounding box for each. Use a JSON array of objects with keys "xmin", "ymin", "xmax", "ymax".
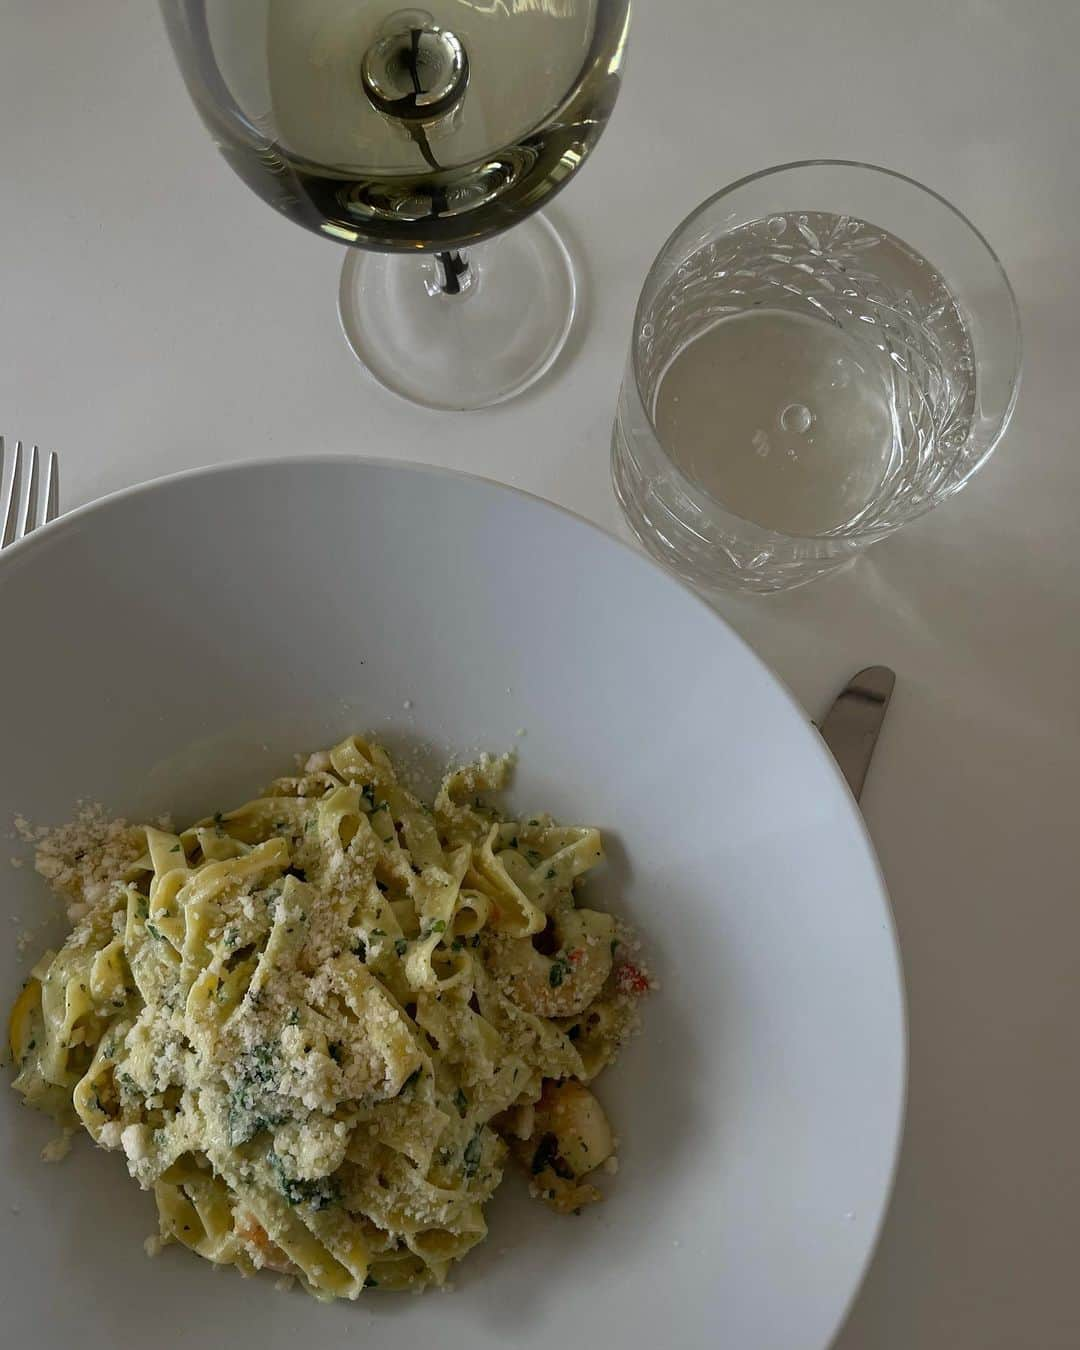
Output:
[{"xmin": 818, "ymin": 666, "xmax": 895, "ymax": 803}]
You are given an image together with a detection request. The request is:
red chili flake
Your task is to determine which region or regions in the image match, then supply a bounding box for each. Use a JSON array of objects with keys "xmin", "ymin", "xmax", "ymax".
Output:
[
  {"xmin": 615, "ymin": 962, "xmax": 650, "ymax": 996},
  {"xmin": 567, "ymin": 948, "xmax": 585, "ymax": 965}
]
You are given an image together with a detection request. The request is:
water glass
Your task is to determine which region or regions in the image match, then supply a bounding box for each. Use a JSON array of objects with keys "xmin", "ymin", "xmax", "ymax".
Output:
[{"xmin": 612, "ymin": 160, "xmax": 1021, "ymax": 593}]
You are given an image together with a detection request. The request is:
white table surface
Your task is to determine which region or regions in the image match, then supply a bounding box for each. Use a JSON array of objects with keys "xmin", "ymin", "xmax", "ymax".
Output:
[{"xmin": 3, "ymin": 3, "xmax": 1078, "ymax": 1347}]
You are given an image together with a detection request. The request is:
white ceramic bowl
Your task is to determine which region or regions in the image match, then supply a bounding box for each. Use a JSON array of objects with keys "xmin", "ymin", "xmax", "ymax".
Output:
[{"xmin": 0, "ymin": 459, "xmax": 904, "ymax": 1350}]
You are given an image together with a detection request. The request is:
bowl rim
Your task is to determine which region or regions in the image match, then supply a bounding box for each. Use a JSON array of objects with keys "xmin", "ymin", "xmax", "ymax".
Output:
[{"xmin": 0, "ymin": 452, "xmax": 908, "ymax": 1349}]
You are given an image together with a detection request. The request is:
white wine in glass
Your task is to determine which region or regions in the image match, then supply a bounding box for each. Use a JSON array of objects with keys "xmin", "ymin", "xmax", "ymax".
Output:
[{"xmin": 161, "ymin": 1, "xmax": 632, "ymax": 409}]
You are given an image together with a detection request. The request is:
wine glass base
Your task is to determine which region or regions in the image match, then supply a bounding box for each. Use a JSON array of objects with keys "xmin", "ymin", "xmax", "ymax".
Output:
[{"xmin": 338, "ymin": 214, "xmax": 576, "ymax": 411}]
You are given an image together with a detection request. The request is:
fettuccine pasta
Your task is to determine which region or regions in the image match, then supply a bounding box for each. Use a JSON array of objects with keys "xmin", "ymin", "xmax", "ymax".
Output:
[{"xmin": 7, "ymin": 738, "xmax": 649, "ymax": 1299}]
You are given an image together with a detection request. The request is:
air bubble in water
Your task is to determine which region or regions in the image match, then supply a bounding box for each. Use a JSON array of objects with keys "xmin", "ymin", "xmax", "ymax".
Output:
[
  {"xmin": 766, "ymin": 216, "xmax": 787, "ymax": 239},
  {"xmin": 779, "ymin": 402, "xmax": 814, "ymax": 434}
]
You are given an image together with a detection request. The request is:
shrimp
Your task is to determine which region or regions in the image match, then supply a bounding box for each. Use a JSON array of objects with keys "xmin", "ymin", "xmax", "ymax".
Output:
[
  {"xmin": 486, "ymin": 908, "xmax": 614, "ymax": 1018},
  {"xmin": 510, "ymin": 1079, "xmax": 615, "ymax": 1213},
  {"xmin": 234, "ymin": 1211, "xmax": 297, "ymax": 1275}
]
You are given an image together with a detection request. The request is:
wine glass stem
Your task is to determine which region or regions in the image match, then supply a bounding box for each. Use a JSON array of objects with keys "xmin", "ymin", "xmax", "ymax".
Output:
[{"xmin": 435, "ymin": 250, "xmax": 471, "ymax": 296}]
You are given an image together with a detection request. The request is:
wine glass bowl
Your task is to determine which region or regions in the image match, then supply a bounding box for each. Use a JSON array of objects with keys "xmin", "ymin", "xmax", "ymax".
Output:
[{"xmin": 161, "ymin": 1, "xmax": 632, "ymax": 408}]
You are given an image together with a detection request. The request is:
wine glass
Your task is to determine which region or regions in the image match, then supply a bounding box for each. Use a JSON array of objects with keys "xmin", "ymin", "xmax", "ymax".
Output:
[{"xmin": 160, "ymin": 1, "xmax": 632, "ymax": 411}]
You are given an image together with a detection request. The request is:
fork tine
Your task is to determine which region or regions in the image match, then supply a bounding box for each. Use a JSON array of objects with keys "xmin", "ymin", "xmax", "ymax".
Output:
[
  {"xmin": 17, "ymin": 444, "xmax": 40, "ymax": 541},
  {"xmin": 1, "ymin": 438, "xmax": 22, "ymax": 548},
  {"xmin": 41, "ymin": 450, "xmax": 60, "ymax": 526}
]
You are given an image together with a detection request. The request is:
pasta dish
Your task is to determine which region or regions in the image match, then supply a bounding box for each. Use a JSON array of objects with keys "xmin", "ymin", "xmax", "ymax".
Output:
[{"xmin": 7, "ymin": 737, "xmax": 649, "ymax": 1298}]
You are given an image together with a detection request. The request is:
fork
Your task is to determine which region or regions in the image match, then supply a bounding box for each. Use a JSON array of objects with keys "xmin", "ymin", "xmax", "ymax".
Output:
[{"xmin": 1, "ymin": 439, "xmax": 60, "ymax": 548}]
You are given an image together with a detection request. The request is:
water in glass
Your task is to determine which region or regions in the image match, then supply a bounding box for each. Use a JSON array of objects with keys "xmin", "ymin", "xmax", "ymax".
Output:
[{"xmin": 644, "ymin": 212, "xmax": 975, "ymax": 540}]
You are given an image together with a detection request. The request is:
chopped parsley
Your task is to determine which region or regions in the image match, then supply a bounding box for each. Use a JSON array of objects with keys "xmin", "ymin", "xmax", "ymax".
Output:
[
  {"xmin": 267, "ymin": 1151, "xmax": 340, "ymax": 1210},
  {"xmin": 545, "ymin": 868, "xmax": 556, "ymax": 880},
  {"xmin": 241, "ymin": 1042, "xmax": 277, "ymax": 1083},
  {"xmin": 453, "ymin": 1087, "xmax": 468, "ymax": 1118},
  {"xmin": 425, "ymin": 919, "xmax": 446, "ymax": 936},
  {"xmin": 548, "ymin": 957, "xmax": 571, "ymax": 989},
  {"xmin": 463, "ymin": 1131, "xmax": 483, "ymax": 1179},
  {"xmin": 228, "ymin": 1044, "xmax": 286, "ymax": 1145},
  {"xmin": 169, "ymin": 844, "xmax": 181, "ymax": 854},
  {"xmin": 450, "ymin": 937, "xmax": 465, "ymax": 952},
  {"xmin": 394, "ymin": 938, "xmax": 408, "ymax": 958},
  {"xmin": 145, "ymin": 921, "xmax": 164, "ymax": 942},
  {"xmin": 399, "ymin": 1067, "xmax": 422, "ymax": 1095}
]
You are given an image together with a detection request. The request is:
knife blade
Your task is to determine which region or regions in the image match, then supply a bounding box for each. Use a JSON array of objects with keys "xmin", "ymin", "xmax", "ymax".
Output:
[{"xmin": 818, "ymin": 666, "xmax": 896, "ymax": 803}]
